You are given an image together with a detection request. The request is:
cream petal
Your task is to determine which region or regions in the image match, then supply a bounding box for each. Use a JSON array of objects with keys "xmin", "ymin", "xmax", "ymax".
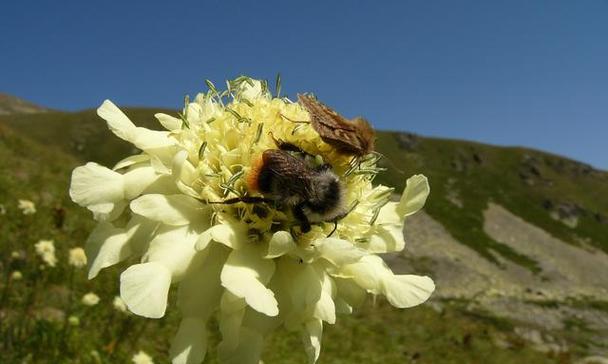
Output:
[
  {"xmin": 383, "ymin": 274, "xmax": 435, "ymax": 308},
  {"xmin": 374, "ymin": 202, "xmax": 400, "ymax": 225},
  {"xmin": 89, "ymin": 201, "xmax": 127, "ymax": 222},
  {"xmin": 70, "ymin": 162, "xmax": 124, "ymax": 207},
  {"xmin": 196, "ymin": 223, "xmax": 244, "ymax": 251},
  {"xmin": 156, "ymin": 113, "xmax": 183, "ymax": 131},
  {"xmin": 397, "ymin": 174, "xmax": 430, "ymax": 217},
  {"xmin": 265, "ymin": 231, "xmax": 296, "ymax": 258},
  {"xmin": 313, "ymin": 290, "xmax": 335, "ymax": 324},
  {"xmin": 130, "ymin": 194, "xmax": 205, "ymax": 226},
  {"xmin": 98, "ymin": 100, "xmax": 174, "ymax": 150},
  {"xmin": 144, "ymin": 225, "xmax": 201, "ymax": 280},
  {"xmin": 315, "ymin": 238, "xmax": 366, "ymax": 266},
  {"xmin": 219, "ymin": 291, "xmax": 246, "ymax": 353},
  {"xmin": 86, "ymin": 222, "xmax": 133, "ymax": 279},
  {"xmin": 123, "ymin": 165, "xmax": 161, "ymax": 200},
  {"xmin": 302, "ymin": 319, "xmax": 323, "ymax": 364},
  {"xmin": 339, "ymin": 255, "xmax": 387, "ymax": 295},
  {"xmin": 113, "ymin": 154, "xmax": 150, "ymax": 170},
  {"xmin": 120, "ymin": 262, "xmax": 172, "ymax": 318},
  {"xmin": 363, "ymin": 223, "xmax": 405, "ymax": 253},
  {"xmin": 170, "ymin": 317, "xmax": 208, "ymax": 364},
  {"xmin": 97, "ymin": 100, "xmax": 137, "ymax": 142},
  {"xmin": 177, "ymin": 243, "xmax": 228, "ymax": 318},
  {"xmin": 220, "ymin": 248, "xmax": 278, "ymax": 317}
]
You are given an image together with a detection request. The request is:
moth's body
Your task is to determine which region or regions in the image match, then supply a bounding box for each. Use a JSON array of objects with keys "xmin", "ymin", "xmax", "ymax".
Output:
[
  {"xmin": 247, "ymin": 149, "xmax": 346, "ymax": 232},
  {"xmin": 298, "ymin": 94, "xmax": 375, "ymax": 156}
]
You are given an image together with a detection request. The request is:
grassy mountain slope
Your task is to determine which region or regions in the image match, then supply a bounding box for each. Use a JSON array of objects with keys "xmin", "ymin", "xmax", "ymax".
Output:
[
  {"xmin": 0, "ymin": 122, "xmax": 556, "ymax": 364},
  {"xmin": 4, "ymin": 107, "xmax": 607, "ymax": 273}
]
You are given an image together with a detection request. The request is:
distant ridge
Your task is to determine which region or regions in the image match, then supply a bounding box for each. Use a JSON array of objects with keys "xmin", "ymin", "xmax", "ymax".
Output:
[{"xmin": 0, "ymin": 93, "xmax": 50, "ymax": 115}]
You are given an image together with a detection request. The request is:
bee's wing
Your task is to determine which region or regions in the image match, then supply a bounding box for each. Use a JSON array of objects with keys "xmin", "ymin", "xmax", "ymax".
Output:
[
  {"xmin": 262, "ymin": 149, "xmax": 313, "ymax": 199},
  {"xmin": 298, "ymin": 94, "xmax": 373, "ymax": 155}
]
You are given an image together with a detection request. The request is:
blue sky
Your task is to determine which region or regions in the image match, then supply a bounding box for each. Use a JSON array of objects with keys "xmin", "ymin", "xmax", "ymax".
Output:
[{"xmin": 1, "ymin": 0, "xmax": 607, "ymax": 169}]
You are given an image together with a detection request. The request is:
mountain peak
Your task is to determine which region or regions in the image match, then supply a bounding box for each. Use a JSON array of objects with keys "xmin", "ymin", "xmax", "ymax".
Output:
[{"xmin": 0, "ymin": 93, "xmax": 50, "ymax": 115}]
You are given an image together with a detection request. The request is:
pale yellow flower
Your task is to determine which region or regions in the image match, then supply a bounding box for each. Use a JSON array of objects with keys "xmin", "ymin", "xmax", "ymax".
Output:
[
  {"xmin": 70, "ymin": 77, "xmax": 434, "ymax": 364},
  {"xmin": 82, "ymin": 292, "xmax": 100, "ymax": 306},
  {"xmin": 132, "ymin": 350, "xmax": 154, "ymax": 364},
  {"xmin": 113, "ymin": 296, "xmax": 128, "ymax": 313},
  {"xmin": 34, "ymin": 239, "xmax": 57, "ymax": 267},
  {"xmin": 17, "ymin": 199, "xmax": 36, "ymax": 215},
  {"xmin": 0, "ymin": 203, "xmax": 6, "ymax": 215},
  {"xmin": 68, "ymin": 315, "xmax": 80, "ymax": 326},
  {"xmin": 11, "ymin": 271, "xmax": 23, "ymax": 280},
  {"xmin": 68, "ymin": 247, "xmax": 87, "ymax": 268}
]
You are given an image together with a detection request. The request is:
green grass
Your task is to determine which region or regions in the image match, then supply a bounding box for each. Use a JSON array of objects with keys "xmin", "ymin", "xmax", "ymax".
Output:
[{"xmin": 0, "ymin": 117, "xmax": 574, "ymax": 363}]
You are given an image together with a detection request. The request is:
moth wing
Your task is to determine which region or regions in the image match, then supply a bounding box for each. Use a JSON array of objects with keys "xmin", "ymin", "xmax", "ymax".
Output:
[{"xmin": 298, "ymin": 94, "xmax": 373, "ymax": 155}]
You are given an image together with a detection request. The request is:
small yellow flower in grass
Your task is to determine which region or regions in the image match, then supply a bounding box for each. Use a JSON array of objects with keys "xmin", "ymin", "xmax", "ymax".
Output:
[
  {"xmin": 35, "ymin": 239, "xmax": 57, "ymax": 267},
  {"xmin": 68, "ymin": 315, "xmax": 80, "ymax": 326},
  {"xmin": 0, "ymin": 203, "xmax": 6, "ymax": 215},
  {"xmin": 82, "ymin": 292, "xmax": 100, "ymax": 306},
  {"xmin": 132, "ymin": 350, "xmax": 154, "ymax": 364},
  {"xmin": 69, "ymin": 247, "xmax": 87, "ymax": 268},
  {"xmin": 11, "ymin": 271, "xmax": 23, "ymax": 280},
  {"xmin": 11, "ymin": 250, "xmax": 23, "ymax": 260},
  {"xmin": 18, "ymin": 199, "xmax": 36, "ymax": 215},
  {"xmin": 70, "ymin": 76, "xmax": 434, "ymax": 364},
  {"xmin": 113, "ymin": 296, "xmax": 128, "ymax": 313}
]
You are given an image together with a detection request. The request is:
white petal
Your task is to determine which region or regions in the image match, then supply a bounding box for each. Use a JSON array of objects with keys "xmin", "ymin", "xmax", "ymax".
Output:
[
  {"xmin": 397, "ymin": 174, "xmax": 430, "ymax": 217},
  {"xmin": 196, "ymin": 223, "xmax": 244, "ymax": 251},
  {"xmin": 383, "ymin": 274, "xmax": 435, "ymax": 308},
  {"xmin": 130, "ymin": 194, "xmax": 205, "ymax": 226},
  {"xmin": 363, "ymin": 223, "xmax": 405, "ymax": 253},
  {"xmin": 156, "ymin": 113, "xmax": 182, "ymax": 131},
  {"xmin": 89, "ymin": 201, "xmax": 127, "ymax": 222},
  {"xmin": 86, "ymin": 222, "xmax": 133, "ymax": 279},
  {"xmin": 221, "ymin": 248, "xmax": 278, "ymax": 316},
  {"xmin": 98, "ymin": 100, "xmax": 174, "ymax": 150},
  {"xmin": 70, "ymin": 162, "xmax": 124, "ymax": 206},
  {"xmin": 265, "ymin": 231, "xmax": 296, "ymax": 258},
  {"xmin": 177, "ymin": 243, "xmax": 228, "ymax": 318},
  {"xmin": 339, "ymin": 255, "xmax": 387, "ymax": 294},
  {"xmin": 374, "ymin": 202, "xmax": 400, "ymax": 225},
  {"xmin": 301, "ymin": 319, "xmax": 323, "ymax": 364},
  {"xmin": 144, "ymin": 225, "xmax": 201, "ymax": 279},
  {"xmin": 316, "ymin": 238, "xmax": 366, "ymax": 266},
  {"xmin": 120, "ymin": 262, "xmax": 171, "ymax": 318},
  {"xmin": 123, "ymin": 165, "xmax": 161, "ymax": 200},
  {"xmin": 113, "ymin": 154, "xmax": 150, "ymax": 170},
  {"xmin": 313, "ymin": 290, "xmax": 335, "ymax": 324},
  {"xmin": 97, "ymin": 100, "xmax": 137, "ymax": 142},
  {"xmin": 170, "ymin": 317, "xmax": 207, "ymax": 364},
  {"xmin": 219, "ymin": 291, "xmax": 246, "ymax": 353}
]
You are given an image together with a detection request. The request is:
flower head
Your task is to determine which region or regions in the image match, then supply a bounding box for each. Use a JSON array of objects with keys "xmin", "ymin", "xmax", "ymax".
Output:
[
  {"xmin": 132, "ymin": 350, "xmax": 154, "ymax": 364},
  {"xmin": 68, "ymin": 315, "xmax": 80, "ymax": 326},
  {"xmin": 70, "ymin": 76, "xmax": 434, "ymax": 364},
  {"xmin": 34, "ymin": 239, "xmax": 57, "ymax": 267},
  {"xmin": 82, "ymin": 292, "xmax": 100, "ymax": 306},
  {"xmin": 18, "ymin": 199, "xmax": 36, "ymax": 215},
  {"xmin": 68, "ymin": 247, "xmax": 87, "ymax": 268}
]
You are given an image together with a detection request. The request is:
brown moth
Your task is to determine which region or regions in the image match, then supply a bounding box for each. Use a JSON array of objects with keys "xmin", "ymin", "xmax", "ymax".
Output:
[{"xmin": 298, "ymin": 94, "xmax": 375, "ymax": 156}]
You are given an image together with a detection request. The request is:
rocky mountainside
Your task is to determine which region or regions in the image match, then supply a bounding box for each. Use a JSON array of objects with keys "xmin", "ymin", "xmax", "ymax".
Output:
[{"xmin": 0, "ymin": 93, "xmax": 49, "ymax": 115}]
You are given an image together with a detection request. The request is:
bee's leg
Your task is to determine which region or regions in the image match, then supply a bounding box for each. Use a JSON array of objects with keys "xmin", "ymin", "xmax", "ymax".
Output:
[
  {"xmin": 292, "ymin": 203, "xmax": 311, "ymax": 233},
  {"xmin": 206, "ymin": 196, "xmax": 274, "ymax": 205},
  {"xmin": 327, "ymin": 220, "xmax": 338, "ymax": 237}
]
